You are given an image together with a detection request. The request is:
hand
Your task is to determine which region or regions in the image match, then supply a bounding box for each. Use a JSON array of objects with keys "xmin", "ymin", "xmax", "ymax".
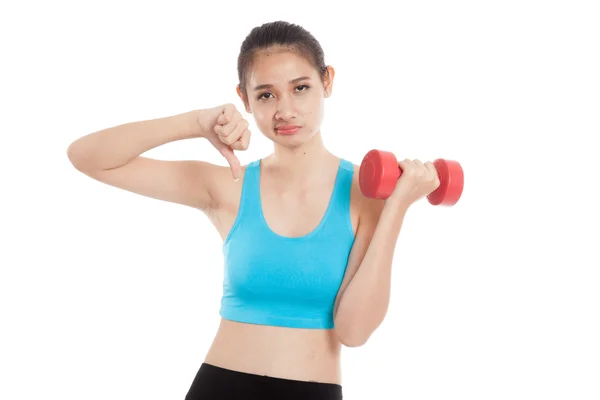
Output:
[
  {"xmin": 388, "ymin": 159, "xmax": 441, "ymax": 206},
  {"xmin": 197, "ymin": 103, "xmax": 251, "ymax": 180}
]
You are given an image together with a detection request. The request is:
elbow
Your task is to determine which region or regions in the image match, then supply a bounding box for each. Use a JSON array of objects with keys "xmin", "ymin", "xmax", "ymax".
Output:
[
  {"xmin": 334, "ymin": 311, "xmax": 388, "ymax": 347},
  {"xmin": 67, "ymin": 141, "xmax": 92, "ymax": 172},
  {"xmin": 334, "ymin": 325, "xmax": 370, "ymax": 348},
  {"xmin": 66, "ymin": 141, "xmax": 83, "ymax": 169},
  {"xmin": 341, "ymin": 336, "xmax": 368, "ymax": 348}
]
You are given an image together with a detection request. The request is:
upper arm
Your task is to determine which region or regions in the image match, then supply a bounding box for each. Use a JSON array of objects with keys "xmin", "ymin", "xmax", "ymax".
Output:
[
  {"xmin": 333, "ymin": 170, "xmax": 386, "ymax": 317},
  {"xmin": 71, "ymin": 156, "xmax": 229, "ymax": 211}
]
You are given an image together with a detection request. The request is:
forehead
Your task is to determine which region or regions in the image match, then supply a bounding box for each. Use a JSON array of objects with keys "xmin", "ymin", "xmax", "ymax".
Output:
[{"xmin": 247, "ymin": 49, "xmax": 317, "ymax": 87}]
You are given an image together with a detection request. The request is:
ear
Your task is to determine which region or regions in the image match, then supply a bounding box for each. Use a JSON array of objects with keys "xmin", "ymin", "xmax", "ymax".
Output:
[
  {"xmin": 236, "ymin": 85, "xmax": 252, "ymax": 113},
  {"xmin": 323, "ymin": 65, "xmax": 335, "ymax": 98}
]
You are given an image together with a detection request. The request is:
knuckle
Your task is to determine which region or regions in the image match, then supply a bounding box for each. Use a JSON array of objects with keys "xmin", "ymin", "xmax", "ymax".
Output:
[
  {"xmin": 226, "ymin": 104, "xmax": 236, "ymax": 117},
  {"xmin": 231, "ymin": 124, "xmax": 241, "ymax": 135},
  {"xmin": 220, "ymin": 133, "xmax": 232, "ymax": 144},
  {"xmin": 225, "ymin": 124, "xmax": 237, "ymax": 136},
  {"xmin": 225, "ymin": 134, "xmax": 237, "ymax": 145}
]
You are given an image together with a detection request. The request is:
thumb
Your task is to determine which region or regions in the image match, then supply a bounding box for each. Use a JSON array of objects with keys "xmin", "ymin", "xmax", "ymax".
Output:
[{"xmin": 219, "ymin": 145, "xmax": 242, "ymax": 181}]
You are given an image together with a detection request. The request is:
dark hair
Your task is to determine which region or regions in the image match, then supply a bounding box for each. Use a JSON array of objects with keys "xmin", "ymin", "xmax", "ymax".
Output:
[{"xmin": 237, "ymin": 21, "xmax": 328, "ymax": 98}]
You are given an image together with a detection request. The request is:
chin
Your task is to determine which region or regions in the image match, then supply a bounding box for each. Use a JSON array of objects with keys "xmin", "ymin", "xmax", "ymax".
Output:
[{"xmin": 273, "ymin": 129, "xmax": 316, "ymax": 148}]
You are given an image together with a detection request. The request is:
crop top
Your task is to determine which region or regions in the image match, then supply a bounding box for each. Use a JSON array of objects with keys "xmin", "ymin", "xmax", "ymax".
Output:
[{"xmin": 219, "ymin": 158, "xmax": 356, "ymax": 329}]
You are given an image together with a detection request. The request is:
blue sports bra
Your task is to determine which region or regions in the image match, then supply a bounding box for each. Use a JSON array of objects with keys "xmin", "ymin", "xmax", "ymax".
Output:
[{"xmin": 220, "ymin": 158, "xmax": 356, "ymax": 329}]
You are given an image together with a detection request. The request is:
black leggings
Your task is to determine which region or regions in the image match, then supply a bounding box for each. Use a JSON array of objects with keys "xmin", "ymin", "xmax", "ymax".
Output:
[{"xmin": 185, "ymin": 363, "xmax": 343, "ymax": 400}]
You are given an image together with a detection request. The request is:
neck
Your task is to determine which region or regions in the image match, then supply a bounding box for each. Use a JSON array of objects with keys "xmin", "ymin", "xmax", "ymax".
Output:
[{"xmin": 262, "ymin": 131, "xmax": 336, "ymax": 182}]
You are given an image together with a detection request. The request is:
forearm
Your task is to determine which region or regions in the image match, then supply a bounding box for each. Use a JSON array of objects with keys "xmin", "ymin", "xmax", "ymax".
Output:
[
  {"xmin": 67, "ymin": 110, "xmax": 202, "ymax": 171},
  {"xmin": 335, "ymin": 200, "xmax": 409, "ymax": 345}
]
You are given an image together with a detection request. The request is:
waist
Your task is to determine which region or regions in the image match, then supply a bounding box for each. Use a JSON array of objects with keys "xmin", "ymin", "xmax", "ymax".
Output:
[{"xmin": 203, "ymin": 318, "xmax": 342, "ymax": 384}]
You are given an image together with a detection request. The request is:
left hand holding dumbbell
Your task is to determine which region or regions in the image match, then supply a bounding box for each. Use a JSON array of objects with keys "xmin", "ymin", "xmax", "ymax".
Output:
[{"xmin": 387, "ymin": 159, "xmax": 441, "ymax": 206}]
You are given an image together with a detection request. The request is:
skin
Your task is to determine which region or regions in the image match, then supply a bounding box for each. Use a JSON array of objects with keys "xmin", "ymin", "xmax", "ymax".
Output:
[{"xmin": 66, "ymin": 46, "xmax": 440, "ymax": 385}]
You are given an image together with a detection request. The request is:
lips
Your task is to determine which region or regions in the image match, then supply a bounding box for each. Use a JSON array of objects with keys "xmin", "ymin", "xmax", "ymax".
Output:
[{"xmin": 275, "ymin": 125, "xmax": 301, "ymax": 135}]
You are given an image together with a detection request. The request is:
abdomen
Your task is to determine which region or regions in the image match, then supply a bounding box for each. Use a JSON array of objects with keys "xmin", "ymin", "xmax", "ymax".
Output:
[{"xmin": 203, "ymin": 318, "xmax": 342, "ymax": 384}]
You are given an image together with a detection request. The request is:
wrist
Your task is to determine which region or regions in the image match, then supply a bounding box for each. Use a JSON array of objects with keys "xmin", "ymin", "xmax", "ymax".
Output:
[
  {"xmin": 186, "ymin": 109, "xmax": 208, "ymax": 139},
  {"xmin": 382, "ymin": 196, "xmax": 411, "ymax": 218}
]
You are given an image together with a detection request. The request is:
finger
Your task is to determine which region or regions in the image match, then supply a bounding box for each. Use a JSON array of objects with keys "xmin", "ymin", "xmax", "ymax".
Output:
[
  {"xmin": 425, "ymin": 161, "xmax": 438, "ymax": 179},
  {"xmin": 397, "ymin": 159, "xmax": 408, "ymax": 171},
  {"xmin": 218, "ymin": 104, "xmax": 237, "ymax": 125},
  {"xmin": 214, "ymin": 120, "xmax": 237, "ymax": 137},
  {"xmin": 218, "ymin": 145, "xmax": 242, "ymax": 181},
  {"xmin": 412, "ymin": 159, "xmax": 426, "ymax": 175},
  {"xmin": 220, "ymin": 120, "xmax": 248, "ymax": 145},
  {"xmin": 223, "ymin": 118, "xmax": 248, "ymax": 142},
  {"xmin": 219, "ymin": 111, "xmax": 243, "ymax": 136},
  {"xmin": 217, "ymin": 113, "xmax": 243, "ymax": 138},
  {"xmin": 231, "ymin": 129, "xmax": 251, "ymax": 151},
  {"xmin": 213, "ymin": 119, "xmax": 233, "ymax": 136},
  {"xmin": 424, "ymin": 161, "xmax": 436, "ymax": 175},
  {"xmin": 399, "ymin": 159, "xmax": 415, "ymax": 176},
  {"xmin": 424, "ymin": 161, "xmax": 440, "ymax": 186}
]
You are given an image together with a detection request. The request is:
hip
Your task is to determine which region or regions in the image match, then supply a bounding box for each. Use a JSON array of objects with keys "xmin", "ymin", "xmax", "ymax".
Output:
[{"xmin": 185, "ymin": 363, "xmax": 343, "ymax": 400}]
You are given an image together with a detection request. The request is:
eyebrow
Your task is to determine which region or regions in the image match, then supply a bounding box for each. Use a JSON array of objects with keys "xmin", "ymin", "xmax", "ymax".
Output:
[{"xmin": 253, "ymin": 76, "xmax": 311, "ymax": 91}]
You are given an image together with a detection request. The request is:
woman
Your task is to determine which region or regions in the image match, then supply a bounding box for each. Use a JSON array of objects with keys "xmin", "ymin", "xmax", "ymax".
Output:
[{"xmin": 67, "ymin": 20, "xmax": 440, "ymax": 400}]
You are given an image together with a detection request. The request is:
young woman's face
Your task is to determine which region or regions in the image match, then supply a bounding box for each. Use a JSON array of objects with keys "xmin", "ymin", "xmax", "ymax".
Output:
[{"xmin": 238, "ymin": 49, "xmax": 334, "ymax": 148}]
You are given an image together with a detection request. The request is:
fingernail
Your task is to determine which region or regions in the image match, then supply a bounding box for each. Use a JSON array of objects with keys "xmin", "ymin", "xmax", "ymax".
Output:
[{"xmin": 233, "ymin": 177, "xmax": 240, "ymax": 182}]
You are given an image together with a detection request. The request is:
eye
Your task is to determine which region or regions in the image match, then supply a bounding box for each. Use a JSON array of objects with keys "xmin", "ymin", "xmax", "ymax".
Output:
[
  {"xmin": 257, "ymin": 92, "xmax": 273, "ymax": 100},
  {"xmin": 257, "ymin": 85, "xmax": 310, "ymax": 101}
]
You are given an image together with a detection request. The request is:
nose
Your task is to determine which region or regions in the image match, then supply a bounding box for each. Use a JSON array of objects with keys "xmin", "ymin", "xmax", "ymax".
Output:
[{"xmin": 275, "ymin": 95, "xmax": 297, "ymax": 121}]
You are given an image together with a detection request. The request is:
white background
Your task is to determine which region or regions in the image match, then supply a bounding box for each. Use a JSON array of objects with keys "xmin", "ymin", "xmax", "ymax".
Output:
[{"xmin": 1, "ymin": 0, "xmax": 599, "ymax": 399}]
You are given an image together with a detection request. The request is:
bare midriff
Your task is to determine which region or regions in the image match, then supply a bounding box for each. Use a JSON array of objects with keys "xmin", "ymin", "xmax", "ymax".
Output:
[{"xmin": 203, "ymin": 318, "xmax": 342, "ymax": 384}]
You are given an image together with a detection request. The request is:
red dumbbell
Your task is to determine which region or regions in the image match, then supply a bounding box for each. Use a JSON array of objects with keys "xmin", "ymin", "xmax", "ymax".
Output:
[{"xmin": 359, "ymin": 149, "xmax": 464, "ymax": 206}]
